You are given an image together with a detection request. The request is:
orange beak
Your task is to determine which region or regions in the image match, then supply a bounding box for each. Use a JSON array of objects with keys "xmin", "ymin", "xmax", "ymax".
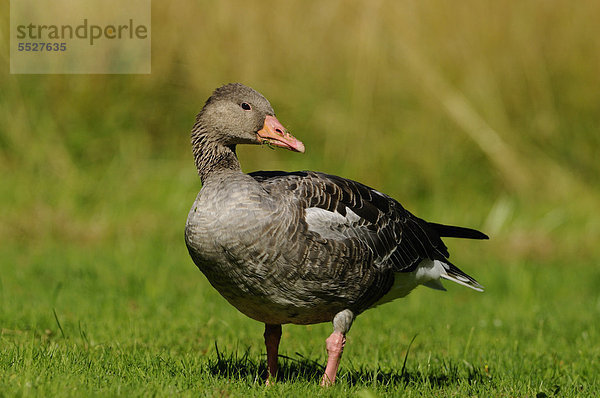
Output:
[{"xmin": 257, "ymin": 115, "xmax": 305, "ymax": 153}]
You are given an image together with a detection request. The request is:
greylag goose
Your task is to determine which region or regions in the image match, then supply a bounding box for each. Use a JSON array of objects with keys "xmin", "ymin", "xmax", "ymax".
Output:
[{"xmin": 185, "ymin": 83, "xmax": 488, "ymax": 385}]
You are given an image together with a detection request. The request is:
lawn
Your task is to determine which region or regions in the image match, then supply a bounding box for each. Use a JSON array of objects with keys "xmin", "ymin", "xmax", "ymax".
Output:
[
  {"xmin": 1, "ymin": 154, "xmax": 598, "ymax": 396},
  {"xmin": 1, "ymin": 223, "xmax": 599, "ymax": 396},
  {"xmin": 2, "ymin": 1, "xmax": 600, "ymax": 396}
]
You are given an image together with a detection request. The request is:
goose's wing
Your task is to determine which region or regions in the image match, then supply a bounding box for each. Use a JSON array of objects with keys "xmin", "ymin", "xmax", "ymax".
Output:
[{"xmin": 250, "ymin": 170, "xmax": 450, "ymax": 273}]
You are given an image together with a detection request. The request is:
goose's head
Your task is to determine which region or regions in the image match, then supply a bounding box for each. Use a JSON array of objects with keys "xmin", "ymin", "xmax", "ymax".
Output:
[{"xmin": 193, "ymin": 83, "xmax": 305, "ymax": 153}]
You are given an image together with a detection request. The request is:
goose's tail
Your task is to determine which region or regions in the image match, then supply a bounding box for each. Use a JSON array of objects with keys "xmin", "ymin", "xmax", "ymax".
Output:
[{"xmin": 439, "ymin": 260, "xmax": 484, "ymax": 292}]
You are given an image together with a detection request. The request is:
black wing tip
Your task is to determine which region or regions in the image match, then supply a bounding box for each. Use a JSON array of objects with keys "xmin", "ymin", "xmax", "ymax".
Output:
[
  {"xmin": 428, "ymin": 222, "xmax": 489, "ymax": 240},
  {"xmin": 470, "ymin": 230, "xmax": 489, "ymax": 240}
]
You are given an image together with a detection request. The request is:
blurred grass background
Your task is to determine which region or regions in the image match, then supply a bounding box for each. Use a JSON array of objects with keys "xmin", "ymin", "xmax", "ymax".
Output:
[
  {"xmin": 1, "ymin": 0, "xmax": 599, "ymax": 395},
  {"xmin": 1, "ymin": 0, "xmax": 599, "ymax": 256}
]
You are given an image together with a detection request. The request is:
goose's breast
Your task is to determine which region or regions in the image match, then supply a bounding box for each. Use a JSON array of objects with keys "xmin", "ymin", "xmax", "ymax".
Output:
[{"xmin": 185, "ymin": 185, "xmax": 275, "ymax": 264}]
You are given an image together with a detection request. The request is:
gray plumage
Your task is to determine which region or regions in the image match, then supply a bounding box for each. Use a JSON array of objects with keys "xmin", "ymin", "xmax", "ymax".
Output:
[
  {"xmin": 184, "ymin": 83, "xmax": 488, "ymax": 384},
  {"xmin": 185, "ymin": 83, "xmax": 487, "ymax": 326}
]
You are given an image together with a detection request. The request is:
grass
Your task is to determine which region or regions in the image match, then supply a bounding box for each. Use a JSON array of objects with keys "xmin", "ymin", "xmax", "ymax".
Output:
[
  {"xmin": 1, "ymin": 0, "xmax": 600, "ymax": 396},
  {"xmin": 1, "ymin": 237, "xmax": 599, "ymax": 396}
]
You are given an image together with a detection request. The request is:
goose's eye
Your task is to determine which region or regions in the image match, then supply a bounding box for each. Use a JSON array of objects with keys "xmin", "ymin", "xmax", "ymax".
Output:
[{"xmin": 241, "ymin": 102, "xmax": 252, "ymax": 111}]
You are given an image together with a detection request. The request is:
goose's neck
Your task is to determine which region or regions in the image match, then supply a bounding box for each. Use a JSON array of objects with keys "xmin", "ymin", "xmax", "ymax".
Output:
[{"xmin": 192, "ymin": 129, "xmax": 242, "ymax": 184}]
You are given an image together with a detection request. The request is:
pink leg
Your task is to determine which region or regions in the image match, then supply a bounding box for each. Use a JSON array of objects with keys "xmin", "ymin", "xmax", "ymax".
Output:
[
  {"xmin": 320, "ymin": 331, "xmax": 346, "ymax": 386},
  {"xmin": 264, "ymin": 324, "xmax": 282, "ymax": 385}
]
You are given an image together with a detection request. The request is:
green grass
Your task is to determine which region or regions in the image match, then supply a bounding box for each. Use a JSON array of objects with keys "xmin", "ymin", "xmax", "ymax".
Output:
[
  {"xmin": 1, "ymin": 235, "xmax": 599, "ymax": 396},
  {"xmin": 2, "ymin": 0, "xmax": 600, "ymax": 396}
]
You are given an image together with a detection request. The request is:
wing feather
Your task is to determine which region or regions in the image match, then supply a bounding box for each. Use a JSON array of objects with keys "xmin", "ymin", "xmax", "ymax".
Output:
[{"xmin": 250, "ymin": 170, "xmax": 453, "ymax": 273}]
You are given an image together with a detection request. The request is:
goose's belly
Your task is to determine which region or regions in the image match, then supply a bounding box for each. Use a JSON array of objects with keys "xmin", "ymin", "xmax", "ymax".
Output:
[{"xmin": 185, "ymin": 239, "xmax": 347, "ymax": 325}]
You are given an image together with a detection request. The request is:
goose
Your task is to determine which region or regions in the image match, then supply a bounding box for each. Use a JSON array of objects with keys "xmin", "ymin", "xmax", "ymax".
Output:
[{"xmin": 184, "ymin": 83, "xmax": 488, "ymax": 385}]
